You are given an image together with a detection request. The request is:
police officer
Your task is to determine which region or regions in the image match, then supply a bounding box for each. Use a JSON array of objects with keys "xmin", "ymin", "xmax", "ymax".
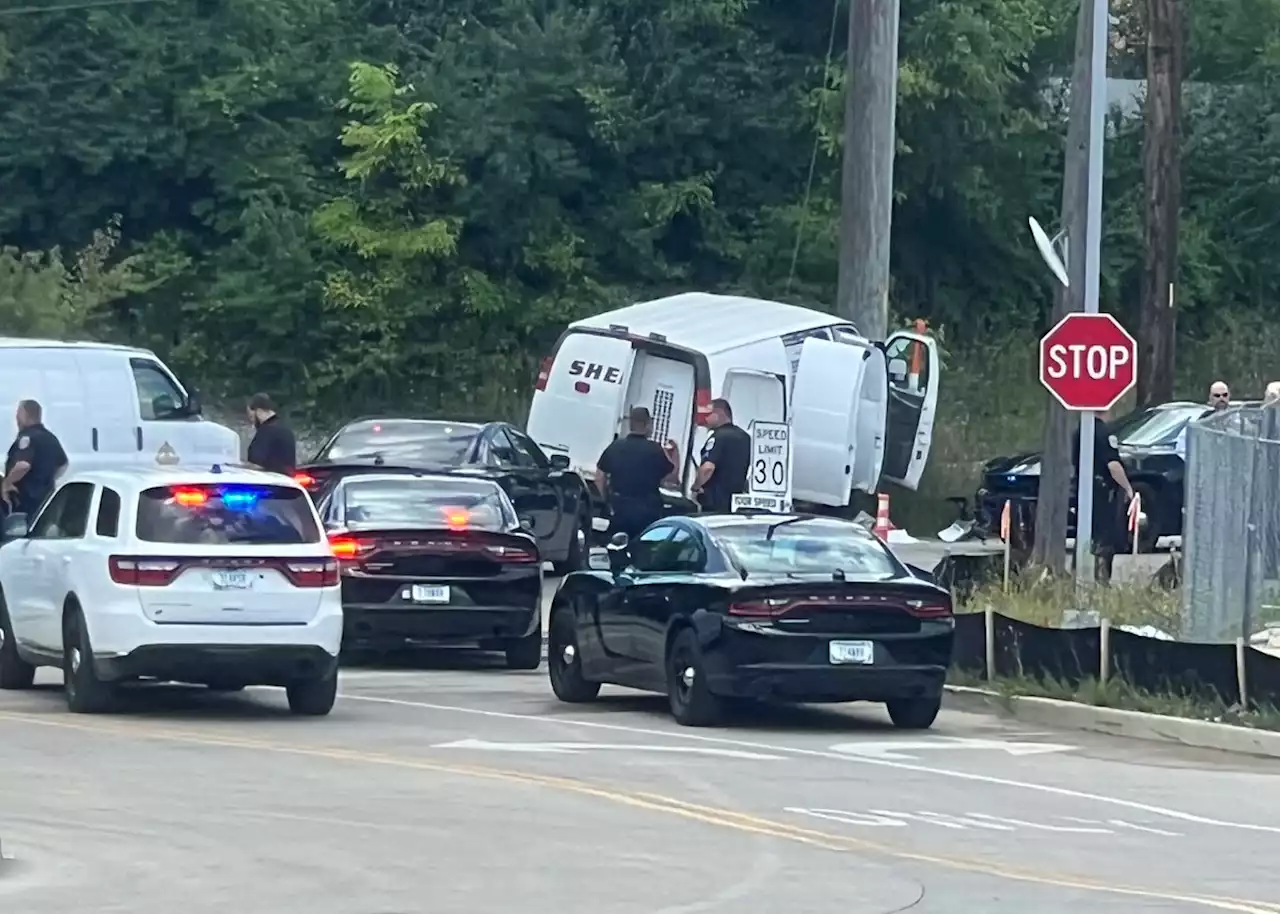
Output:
[
  {"xmin": 245, "ymin": 393, "xmax": 297, "ymax": 475},
  {"xmin": 595, "ymin": 407, "xmax": 679, "ymax": 540},
  {"xmin": 692, "ymin": 398, "xmax": 751, "ymax": 513},
  {"xmin": 1072, "ymin": 411, "xmax": 1135, "ymax": 585},
  {"xmin": 2, "ymin": 399, "xmax": 68, "ymax": 517}
]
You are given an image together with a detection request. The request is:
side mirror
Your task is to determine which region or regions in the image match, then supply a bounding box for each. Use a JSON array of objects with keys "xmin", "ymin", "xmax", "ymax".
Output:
[
  {"xmin": 518, "ymin": 515, "xmax": 535, "ymax": 533},
  {"xmin": 548, "ymin": 453, "xmax": 570, "ymax": 470},
  {"xmin": 606, "ymin": 532, "xmax": 629, "ymax": 573},
  {"xmin": 888, "ymin": 357, "xmax": 908, "ymax": 382},
  {"xmin": 185, "ymin": 386, "xmax": 203, "ymax": 416},
  {"xmin": 3, "ymin": 513, "xmax": 29, "ymax": 539}
]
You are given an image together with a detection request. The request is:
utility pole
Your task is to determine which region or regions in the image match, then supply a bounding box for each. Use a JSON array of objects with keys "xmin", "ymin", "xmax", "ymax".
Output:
[
  {"xmin": 1137, "ymin": 0, "xmax": 1182, "ymax": 406},
  {"xmin": 837, "ymin": 0, "xmax": 899, "ymax": 341},
  {"xmin": 1030, "ymin": 0, "xmax": 1094, "ymax": 574}
]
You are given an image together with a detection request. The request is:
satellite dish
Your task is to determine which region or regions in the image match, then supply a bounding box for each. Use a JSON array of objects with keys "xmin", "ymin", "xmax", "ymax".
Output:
[{"xmin": 1029, "ymin": 216, "xmax": 1069, "ymax": 288}]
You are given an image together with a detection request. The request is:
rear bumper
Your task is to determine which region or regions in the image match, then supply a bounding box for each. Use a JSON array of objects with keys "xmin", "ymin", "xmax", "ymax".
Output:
[
  {"xmin": 96, "ymin": 643, "xmax": 339, "ymax": 686},
  {"xmin": 342, "ymin": 604, "xmax": 540, "ymax": 648}
]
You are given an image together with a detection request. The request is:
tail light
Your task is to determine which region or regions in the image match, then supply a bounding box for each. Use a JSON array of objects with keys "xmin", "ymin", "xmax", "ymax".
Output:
[
  {"xmin": 328, "ymin": 533, "xmax": 377, "ymax": 560},
  {"xmin": 109, "ymin": 556, "xmax": 181, "ymax": 586},
  {"xmin": 694, "ymin": 387, "xmax": 713, "ymax": 426},
  {"xmin": 482, "ymin": 543, "xmax": 539, "ymax": 563},
  {"xmin": 905, "ymin": 600, "xmax": 952, "ymax": 619},
  {"xmin": 281, "ymin": 559, "xmax": 340, "ymax": 588},
  {"xmin": 727, "ymin": 596, "xmax": 953, "ymax": 619},
  {"xmin": 535, "ymin": 356, "xmax": 554, "ymax": 391},
  {"xmin": 727, "ymin": 598, "xmax": 792, "ymax": 617},
  {"xmin": 293, "ymin": 472, "xmax": 317, "ymax": 489}
]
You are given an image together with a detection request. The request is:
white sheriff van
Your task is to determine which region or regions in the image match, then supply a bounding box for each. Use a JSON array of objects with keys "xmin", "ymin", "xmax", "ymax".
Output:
[
  {"xmin": 0, "ymin": 337, "xmax": 240, "ymax": 470},
  {"xmin": 525, "ymin": 292, "xmax": 939, "ymax": 514}
]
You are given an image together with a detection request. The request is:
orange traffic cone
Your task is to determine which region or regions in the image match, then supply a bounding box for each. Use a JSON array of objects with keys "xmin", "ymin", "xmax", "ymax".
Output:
[{"xmin": 874, "ymin": 493, "xmax": 892, "ymax": 541}]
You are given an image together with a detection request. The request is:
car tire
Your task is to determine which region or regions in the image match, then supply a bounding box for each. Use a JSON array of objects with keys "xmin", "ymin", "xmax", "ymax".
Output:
[
  {"xmin": 666, "ymin": 627, "xmax": 725, "ymax": 727},
  {"xmin": 63, "ymin": 607, "xmax": 115, "ymax": 714},
  {"xmin": 504, "ymin": 621, "xmax": 543, "ymax": 671},
  {"xmin": 886, "ymin": 693, "xmax": 942, "ymax": 730},
  {"xmin": 547, "ymin": 610, "xmax": 600, "ymax": 703},
  {"xmin": 0, "ymin": 595, "xmax": 36, "ymax": 690},
  {"xmin": 552, "ymin": 516, "xmax": 587, "ymax": 575},
  {"xmin": 286, "ymin": 670, "xmax": 338, "ymax": 716}
]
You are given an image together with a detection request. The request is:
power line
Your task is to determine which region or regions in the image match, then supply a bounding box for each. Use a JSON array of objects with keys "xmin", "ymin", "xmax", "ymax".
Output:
[{"xmin": 0, "ymin": 0, "xmax": 169, "ymax": 17}]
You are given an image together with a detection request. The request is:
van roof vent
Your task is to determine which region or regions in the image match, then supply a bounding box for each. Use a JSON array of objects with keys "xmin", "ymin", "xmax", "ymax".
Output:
[{"xmin": 608, "ymin": 324, "xmax": 629, "ymax": 333}]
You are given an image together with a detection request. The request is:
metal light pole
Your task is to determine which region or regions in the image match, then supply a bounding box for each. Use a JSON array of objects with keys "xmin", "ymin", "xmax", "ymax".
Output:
[{"xmin": 1073, "ymin": 0, "xmax": 1110, "ymax": 586}]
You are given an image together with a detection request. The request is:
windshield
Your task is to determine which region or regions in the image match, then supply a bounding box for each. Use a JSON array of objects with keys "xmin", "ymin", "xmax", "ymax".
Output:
[
  {"xmin": 1111, "ymin": 406, "xmax": 1207, "ymax": 447},
  {"xmin": 342, "ymin": 478, "xmax": 514, "ymax": 531},
  {"xmin": 712, "ymin": 518, "xmax": 900, "ymax": 577},
  {"xmin": 322, "ymin": 421, "xmax": 480, "ymax": 464},
  {"xmin": 136, "ymin": 485, "xmax": 320, "ymax": 545}
]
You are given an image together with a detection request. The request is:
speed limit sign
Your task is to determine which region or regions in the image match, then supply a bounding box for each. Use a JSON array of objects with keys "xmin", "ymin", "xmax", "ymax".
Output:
[{"xmin": 748, "ymin": 421, "xmax": 791, "ymax": 496}]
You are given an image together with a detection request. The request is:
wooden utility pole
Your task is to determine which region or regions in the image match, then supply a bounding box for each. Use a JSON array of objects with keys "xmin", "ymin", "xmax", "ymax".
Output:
[
  {"xmin": 1137, "ymin": 0, "xmax": 1182, "ymax": 405},
  {"xmin": 1031, "ymin": 0, "xmax": 1094, "ymax": 574},
  {"xmin": 837, "ymin": 0, "xmax": 899, "ymax": 341}
]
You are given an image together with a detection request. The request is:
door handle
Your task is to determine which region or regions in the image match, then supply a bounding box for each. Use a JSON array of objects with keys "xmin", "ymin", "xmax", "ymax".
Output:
[
  {"xmin": 92, "ymin": 427, "xmax": 100, "ymax": 451},
  {"xmin": 135, "ymin": 427, "xmax": 143, "ymax": 451}
]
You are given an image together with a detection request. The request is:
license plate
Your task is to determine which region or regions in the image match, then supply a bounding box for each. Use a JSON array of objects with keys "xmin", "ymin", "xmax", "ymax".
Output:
[
  {"xmin": 410, "ymin": 584, "xmax": 450, "ymax": 604},
  {"xmin": 829, "ymin": 640, "xmax": 873, "ymax": 665},
  {"xmin": 211, "ymin": 570, "xmax": 252, "ymax": 590}
]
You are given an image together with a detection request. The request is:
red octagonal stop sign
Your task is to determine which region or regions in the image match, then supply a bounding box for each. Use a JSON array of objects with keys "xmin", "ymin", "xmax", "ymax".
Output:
[{"xmin": 1039, "ymin": 313, "xmax": 1138, "ymax": 411}]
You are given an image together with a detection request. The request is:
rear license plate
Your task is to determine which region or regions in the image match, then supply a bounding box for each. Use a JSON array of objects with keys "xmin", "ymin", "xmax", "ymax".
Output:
[
  {"xmin": 211, "ymin": 570, "xmax": 252, "ymax": 590},
  {"xmin": 829, "ymin": 640, "xmax": 873, "ymax": 665},
  {"xmin": 410, "ymin": 584, "xmax": 450, "ymax": 604}
]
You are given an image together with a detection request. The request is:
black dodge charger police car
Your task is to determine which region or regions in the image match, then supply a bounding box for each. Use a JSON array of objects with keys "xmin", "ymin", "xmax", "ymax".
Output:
[{"xmin": 295, "ymin": 419, "xmax": 591, "ymax": 573}]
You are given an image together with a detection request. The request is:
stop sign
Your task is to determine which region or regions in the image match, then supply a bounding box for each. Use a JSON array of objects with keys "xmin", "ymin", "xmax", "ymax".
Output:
[{"xmin": 1039, "ymin": 313, "xmax": 1138, "ymax": 411}]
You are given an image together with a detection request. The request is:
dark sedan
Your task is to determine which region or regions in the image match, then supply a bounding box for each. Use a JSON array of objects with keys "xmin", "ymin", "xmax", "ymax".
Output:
[
  {"xmin": 296, "ymin": 418, "xmax": 590, "ymax": 573},
  {"xmin": 546, "ymin": 513, "xmax": 953, "ymax": 728},
  {"xmin": 976, "ymin": 401, "xmax": 1223, "ymax": 551},
  {"xmin": 316, "ymin": 472, "xmax": 543, "ymax": 669}
]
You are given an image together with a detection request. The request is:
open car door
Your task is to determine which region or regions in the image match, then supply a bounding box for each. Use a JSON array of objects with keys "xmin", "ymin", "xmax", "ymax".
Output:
[
  {"xmin": 791, "ymin": 338, "xmax": 882, "ymax": 506},
  {"xmin": 880, "ymin": 330, "xmax": 940, "ymax": 490}
]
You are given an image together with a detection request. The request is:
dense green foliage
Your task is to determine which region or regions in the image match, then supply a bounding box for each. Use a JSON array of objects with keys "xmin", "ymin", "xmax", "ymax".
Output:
[{"xmin": 2, "ymin": 0, "xmax": 1280, "ymax": 441}]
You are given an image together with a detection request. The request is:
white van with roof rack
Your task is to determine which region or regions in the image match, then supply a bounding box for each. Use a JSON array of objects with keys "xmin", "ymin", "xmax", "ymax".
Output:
[
  {"xmin": 0, "ymin": 337, "xmax": 240, "ymax": 470},
  {"xmin": 526, "ymin": 292, "xmax": 939, "ymax": 516}
]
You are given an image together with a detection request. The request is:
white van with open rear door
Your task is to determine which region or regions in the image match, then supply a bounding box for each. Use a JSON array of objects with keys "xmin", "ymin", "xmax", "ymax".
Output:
[{"xmin": 525, "ymin": 292, "xmax": 939, "ymax": 522}]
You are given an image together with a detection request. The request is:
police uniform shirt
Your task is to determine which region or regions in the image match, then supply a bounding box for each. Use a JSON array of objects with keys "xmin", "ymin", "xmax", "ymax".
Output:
[
  {"xmin": 1071, "ymin": 416, "xmax": 1121, "ymax": 490},
  {"xmin": 598, "ymin": 433, "xmax": 671, "ymax": 502},
  {"xmin": 247, "ymin": 415, "xmax": 297, "ymax": 475},
  {"xmin": 6, "ymin": 423, "xmax": 68, "ymax": 509},
  {"xmin": 699, "ymin": 422, "xmax": 751, "ymax": 511}
]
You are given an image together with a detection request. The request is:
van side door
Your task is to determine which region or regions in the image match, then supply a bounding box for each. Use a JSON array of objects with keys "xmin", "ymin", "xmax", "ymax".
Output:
[
  {"xmin": 880, "ymin": 331, "xmax": 941, "ymax": 490},
  {"xmin": 129, "ymin": 357, "xmax": 236, "ymax": 465},
  {"xmin": 71, "ymin": 350, "xmax": 140, "ymax": 466}
]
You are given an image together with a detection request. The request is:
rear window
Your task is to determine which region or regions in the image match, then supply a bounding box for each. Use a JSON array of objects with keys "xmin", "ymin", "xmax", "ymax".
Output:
[
  {"xmin": 713, "ymin": 519, "xmax": 900, "ymax": 577},
  {"xmin": 343, "ymin": 478, "xmax": 515, "ymax": 532},
  {"xmin": 136, "ymin": 485, "xmax": 321, "ymax": 545},
  {"xmin": 323, "ymin": 421, "xmax": 480, "ymax": 464}
]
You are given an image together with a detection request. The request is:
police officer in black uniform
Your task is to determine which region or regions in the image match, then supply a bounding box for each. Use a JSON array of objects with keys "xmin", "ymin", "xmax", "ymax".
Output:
[
  {"xmin": 2, "ymin": 399, "xmax": 68, "ymax": 518},
  {"xmin": 1072, "ymin": 412, "xmax": 1135, "ymax": 585},
  {"xmin": 692, "ymin": 398, "xmax": 751, "ymax": 513},
  {"xmin": 245, "ymin": 393, "xmax": 297, "ymax": 475},
  {"xmin": 595, "ymin": 407, "xmax": 679, "ymax": 540}
]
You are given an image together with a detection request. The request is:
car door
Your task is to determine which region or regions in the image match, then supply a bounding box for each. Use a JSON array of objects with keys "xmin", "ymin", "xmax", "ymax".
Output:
[
  {"xmin": 879, "ymin": 330, "xmax": 940, "ymax": 490},
  {"xmin": 23, "ymin": 482, "xmax": 95, "ymax": 651},
  {"xmin": 485, "ymin": 427, "xmax": 562, "ymax": 554},
  {"xmin": 594, "ymin": 523, "xmax": 676, "ymax": 670},
  {"xmin": 790, "ymin": 337, "xmax": 873, "ymax": 506},
  {"xmin": 630, "ymin": 526, "xmax": 706, "ymax": 672},
  {"xmin": 508, "ymin": 426, "xmax": 582, "ymax": 557}
]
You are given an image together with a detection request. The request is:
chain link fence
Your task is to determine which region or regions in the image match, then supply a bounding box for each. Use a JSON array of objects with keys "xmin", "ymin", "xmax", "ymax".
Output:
[{"xmin": 1183, "ymin": 405, "xmax": 1280, "ymax": 642}]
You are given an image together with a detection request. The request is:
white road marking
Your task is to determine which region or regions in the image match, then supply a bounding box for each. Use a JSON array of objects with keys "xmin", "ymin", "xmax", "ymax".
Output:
[
  {"xmin": 435, "ymin": 738, "xmax": 784, "ymax": 760},
  {"xmin": 337, "ymin": 692, "xmax": 1280, "ymax": 834},
  {"xmin": 783, "ymin": 808, "xmax": 906, "ymax": 827},
  {"xmin": 965, "ymin": 813, "xmax": 1112, "ymax": 834},
  {"xmin": 829, "ymin": 737, "xmax": 1076, "ymax": 760},
  {"xmin": 1108, "ymin": 819, "xmax": 1183, "ymax": 837}
]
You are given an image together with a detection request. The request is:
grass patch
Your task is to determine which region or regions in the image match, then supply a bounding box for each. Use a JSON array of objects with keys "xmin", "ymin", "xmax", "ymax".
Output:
[
  {"xmin": 948, "ymin": 668, "xmax": 1280, "ymax": 732},
  {"xmin": 957, "ymin": 574, "xmax": 1182, "ymax": 634}
]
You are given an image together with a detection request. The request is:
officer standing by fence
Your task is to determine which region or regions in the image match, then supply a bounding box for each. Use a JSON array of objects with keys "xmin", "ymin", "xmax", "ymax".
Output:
[
  {"xmin": 692, "ymin": 398, "xmax": 751, "ymax": 513},
  {"xmin": 245, "ymin": 393, "xmax": 297, "ymax": 476},
  {"xmin": 595, "ymin": 407, "xmax": 680, "ymax": 540},
  {"xmin": 2, "ymin": 399, "xmax": 68, "ymax": 518},
  {"xmin": 1073, "ymin": 411, "xmax": 1134, "ymax": 584}
]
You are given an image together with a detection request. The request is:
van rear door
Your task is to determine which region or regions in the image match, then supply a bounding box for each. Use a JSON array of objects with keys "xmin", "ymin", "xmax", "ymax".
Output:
[
  {"xmin": 791, "ymin": 338, "xmax": 872, "ymax": 506},
  {"xmin": 880, "ymin": 331, "xmax": 940, "ymax": 490},
  {"xmin": 527, "ymin": 332, "xmax": 635, "ymax": 476}
]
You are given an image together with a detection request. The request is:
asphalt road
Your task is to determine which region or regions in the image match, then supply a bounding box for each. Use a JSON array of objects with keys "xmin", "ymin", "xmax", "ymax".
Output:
[{"xmin": 2, "ymin": 577, "xmax": 1279, "ymax": 914}]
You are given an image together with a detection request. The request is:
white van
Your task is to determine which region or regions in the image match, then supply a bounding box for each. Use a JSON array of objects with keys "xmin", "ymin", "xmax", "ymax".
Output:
[
  {"xmin": 0, "ymin": 338, "xmax": 240, "ymax": 470},
  {"xmin": 525, "ymin": 292, "xmax": 939, "ymax": 513}
]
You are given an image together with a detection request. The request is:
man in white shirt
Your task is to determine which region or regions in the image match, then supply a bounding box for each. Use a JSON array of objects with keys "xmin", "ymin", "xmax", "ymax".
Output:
[{"xmin": 1176, "ymin": 381, "xmax": 1230, "ymax": 461}]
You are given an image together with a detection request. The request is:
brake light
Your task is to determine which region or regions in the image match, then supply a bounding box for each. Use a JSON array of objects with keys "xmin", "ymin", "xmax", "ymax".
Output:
[
  {"xmin": 293, "ymin": 472, "xmax": 317, "ymax": 489},
  {"xmin": 281, "ymin": 559, "xmax": 339, "ymax": 587},
  {"xmin": 694, "ymin": 387, "xmax": 713, "ymax": 426},
  {"xmin": 109, "ymin": 556, "xmax": 181, "ymax": 586},
  {"xmin": 328, "ymin": 533, "xmax": 376, "ymax": 559},
  {"xmin": 727, "ymin": 598, "xmax": 792, "ymax": 617},
  {"xmin": 905, "ymin": 601, "xmax": 952, "ymax": 618},
  {"xmin": 727, "ymin": 596, "xmax": 953, "ymax": 619},
  {"xmin": 483, "ymin": 544, "xmax": 539, "ymax": 563},
  {"xmin": 442, "ymin": 508, "xmax": 470, "ymax": 530},
  {"xmin": 535, "ymin": 356, "xmax": 553, "ymax": 391},
  {"xmin": 172, "ymin": 487, "xmax": 208, "ymax": 507}
]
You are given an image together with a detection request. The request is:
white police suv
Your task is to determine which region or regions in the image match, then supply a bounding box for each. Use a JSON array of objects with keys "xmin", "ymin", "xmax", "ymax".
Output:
[{"xmin": 0, "ymin": 465, "xmax": 342, "ymax": 714}]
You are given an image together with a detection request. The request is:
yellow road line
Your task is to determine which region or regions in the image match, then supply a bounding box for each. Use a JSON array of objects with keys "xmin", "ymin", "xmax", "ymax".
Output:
[{"xmin": 1, "ymin": 710, "xmax": 1277, "ymax": 914}]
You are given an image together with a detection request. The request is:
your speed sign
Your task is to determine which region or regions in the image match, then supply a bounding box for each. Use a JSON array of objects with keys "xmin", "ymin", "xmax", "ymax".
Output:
[{"xmin": 748, "ymin": 421, "xmax": 791, "ymax": 495}]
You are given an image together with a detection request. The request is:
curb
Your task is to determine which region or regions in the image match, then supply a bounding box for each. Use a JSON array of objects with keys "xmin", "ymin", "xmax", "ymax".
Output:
[{"xmin": 944, "ymin": 684, "xmax": 1280, "ymax": 759}]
